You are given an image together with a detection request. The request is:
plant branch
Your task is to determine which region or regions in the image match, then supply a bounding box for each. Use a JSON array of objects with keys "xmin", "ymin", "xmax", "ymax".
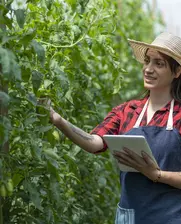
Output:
[
  {"xmin": 38, "ymin": 8, "xmax": 105, "ymax": 49},
  {"xmin": 39, "ymin": 34, "xmax": 86, "ymax": 49}
]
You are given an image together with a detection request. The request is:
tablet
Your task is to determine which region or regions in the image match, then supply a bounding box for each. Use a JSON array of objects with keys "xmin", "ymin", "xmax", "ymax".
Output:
[{"xmin": 103, "ymin": 135, "xmax": 157, "ymax": 172}]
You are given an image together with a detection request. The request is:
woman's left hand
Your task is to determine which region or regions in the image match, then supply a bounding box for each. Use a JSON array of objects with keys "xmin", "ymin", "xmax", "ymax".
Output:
[{"xmin": 113, "ymin": 147, "xmax": 160, "ymax": 181}]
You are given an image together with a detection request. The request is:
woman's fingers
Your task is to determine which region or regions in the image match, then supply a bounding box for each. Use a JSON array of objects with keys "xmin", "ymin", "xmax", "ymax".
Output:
[
  {"xmin": 141, "ymin": 151, "xmax": 158, "ymax": 168},
  {"xmin": 113, "ymin": 150, "xmax": 143, "ymax": 168},
  {"xmin": 114, "ymin": 155, "xmax": 131, "ymax": 167},
  {"xmin": 113, "ymin": 147, "xmax": 157, "ymax": 170},
  {"xmin": 114, "ymin": 148, "xmax": 160, "ymax": 180},
  {"xmin": 123, "ymin": 147, "xmax": 146, "ymax": 165},
  {"xmin": 38, "ymin": 97, "xmax": 51, "ymax": 109}
]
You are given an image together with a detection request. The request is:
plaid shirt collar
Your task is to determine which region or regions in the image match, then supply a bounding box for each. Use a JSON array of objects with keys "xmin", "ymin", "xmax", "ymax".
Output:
[{"xmin": 129, "ymin": 97, "xmax": 180, "ymax": 115}]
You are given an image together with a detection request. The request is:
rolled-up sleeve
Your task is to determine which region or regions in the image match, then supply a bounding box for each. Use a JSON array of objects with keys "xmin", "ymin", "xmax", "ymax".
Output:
[{"xmin": 90, "ymin": 103, "xmax": 126, "ymax": 153}]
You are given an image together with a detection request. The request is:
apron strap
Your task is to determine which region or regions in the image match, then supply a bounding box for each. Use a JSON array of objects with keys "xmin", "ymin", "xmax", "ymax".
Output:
[
  {"xmin": 133, "ymin": 98, "xmax": 149, "ymax": 128},
  {"xmin": 133, "ymin": 98, "xmax": 174, "ymax": 131},
  {"xmin": 166, "ymin": 99, "xmax": 174, "ymax": 130}
]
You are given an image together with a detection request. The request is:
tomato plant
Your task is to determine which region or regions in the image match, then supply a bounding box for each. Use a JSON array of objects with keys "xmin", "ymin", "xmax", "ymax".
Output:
[{"xmin": 0, "ymin": 0, "xmax": 164, "ymax": 223}]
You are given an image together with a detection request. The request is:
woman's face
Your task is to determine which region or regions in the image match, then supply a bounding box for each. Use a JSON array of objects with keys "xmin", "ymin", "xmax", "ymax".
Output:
[{"xmin": 142, "ymin": 49, "xmax": 175, "ymax": 91}]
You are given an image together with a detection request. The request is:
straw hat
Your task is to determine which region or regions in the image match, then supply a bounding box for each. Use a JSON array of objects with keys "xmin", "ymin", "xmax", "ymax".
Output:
[{"xmin": 128, "ymin": 32, "xmax": 181, "ymax": 65}]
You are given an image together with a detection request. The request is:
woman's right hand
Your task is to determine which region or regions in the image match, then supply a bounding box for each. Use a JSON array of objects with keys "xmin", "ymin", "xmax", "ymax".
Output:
[
  {"xmin": 37, "ymin": 97, "xmax": 62, "ymax": 126},
  {"xmin": 46, "ymin": 100, "xmax": 103, "ymax": 153}
]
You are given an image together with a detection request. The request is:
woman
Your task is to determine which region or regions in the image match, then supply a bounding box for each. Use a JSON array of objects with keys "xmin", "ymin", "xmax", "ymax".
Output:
[{"xmin": 50, "ymin": 32, "xmax": 181, "ymax": 224}]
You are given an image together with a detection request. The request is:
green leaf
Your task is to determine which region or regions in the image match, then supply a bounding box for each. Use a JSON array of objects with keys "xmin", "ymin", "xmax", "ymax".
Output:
[
  {"xmin": 44, "ymin": 129, "xmax": 56, "ymax": 147},
  {"xmin": 121, "ymin": 68, "xmax": 128, "ymax": 74},
  {"xmin": 113, "ymin": 77, "xmax": 122, "ymax": 94},
  {"xmin": 44, "ymin": 79, "xmax": 53, "ymax": 89},
  {"xmin": 47, "ymin": 160, "xmax": 59, "ymax": 179},
  {"xmin": 2, "ymin": 35, "xmax": 18, "ymax": 45},
  {"xmin": 24, "ymin": 181, "xmax": 43, "ymax": 211},
  {"xmin": 24, "ymin": 117, "xmax": 38, "ymax": 126},
  {"xmin": 12, "ymin": 173, "xmax": 24, "ymax": 187},
  {"xmin": 31, "ymin": 70, "xmax": 43, "ymax": 93},
  {"xmin": 0, "ymin": 4, "xmax": 9, "ymax": 15},
  {"xmin": 43, "ymin": 149, "xmax": 59, "ymax": 160},
  {"xmin": 65, "ymin": 89, "xmax": 74, "ymax": 104},
  {"xmin": 0, "ymin": 47, "xmax": 21, "ymax": 81},
  {"xmin": 38, "ymin": 125, "xmax": 52, "ymax": 133},
  {"xmin": 66, "ymin": 0, "xmax": 76, "ymax": 6},
  {"xmin": 49, "ymin": 178, "xmax": 61, "ymax": 203},
  {"xmin": 0, "ymin": 14, "xmax": 12, "ymax": 29},
  {"xmin": 0, "ymin": 91, "xmax": 10, "ymax": 107},
  {"xmin": 21, "ymin": 66, "xmax": 31, "ymax": 82},
  {"xmin": 63, "ymin": 154, "xmax": 79, "ymax": 178},
  {"xmin": 30, "ymin": 144, "xmax": 42, "ymax": 160},
  {"xmin": 31, "ymin": 40, "xmax": 45, "ymax": 66},
  {"xmin": 45, "ymin": 0, "xmax": 52, "ymax": 10},
  {"xmin": 26, "ymin": 93, "xmax": 37, "ymax": 106},
  {"xmin": 98, "ymin": 176, "xmax": 107, "ymax": 187},
  {"xmin": 19, "ymin": 30, "xmax": 36, "ymax": 46},
  {"xmin": 15, "ymin": 9, "xmax": 26, "ymax": 28},
  {"xmin": 0, "ymin": 116, "xmax": 11, "ymax": 131}
]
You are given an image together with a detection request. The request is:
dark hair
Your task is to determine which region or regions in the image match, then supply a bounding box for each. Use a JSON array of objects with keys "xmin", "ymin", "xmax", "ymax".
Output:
[
  {"xmin": 159, "ymin": 52, "xmax": 181, "ymax": 102},
  {"xmin": 143, "ymin": 50, "xmax": 181, "ymax": 103}
]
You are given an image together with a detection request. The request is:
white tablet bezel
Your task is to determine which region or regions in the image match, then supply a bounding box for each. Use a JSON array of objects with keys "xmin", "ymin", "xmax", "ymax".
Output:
[{"xmin": 103, "ymin": 135, "xmax": 157, "ymax": 172}]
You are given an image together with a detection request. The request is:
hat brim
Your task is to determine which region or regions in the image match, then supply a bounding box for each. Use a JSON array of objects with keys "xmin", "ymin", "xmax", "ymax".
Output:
[{"xmin": 128, "ymin": 39, "xmax": 181, "ymax": 66}]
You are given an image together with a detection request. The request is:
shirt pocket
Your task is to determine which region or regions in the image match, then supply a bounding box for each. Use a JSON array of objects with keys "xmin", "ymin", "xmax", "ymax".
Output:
[{"xmin": 115, "ymin": 204, "xmax": 135, "ymax": 224}]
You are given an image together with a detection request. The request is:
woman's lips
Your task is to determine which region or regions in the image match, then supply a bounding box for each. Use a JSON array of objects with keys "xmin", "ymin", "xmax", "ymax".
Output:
[{"xmin": 144, "ymin": 76, "xmax": 157, "ymax": 80}]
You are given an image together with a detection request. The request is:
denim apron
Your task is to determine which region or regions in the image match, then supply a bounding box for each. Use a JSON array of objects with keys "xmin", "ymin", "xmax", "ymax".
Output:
[{"xmin": 115, "ymin": 99, "xmax": 181, "ymax": 224}]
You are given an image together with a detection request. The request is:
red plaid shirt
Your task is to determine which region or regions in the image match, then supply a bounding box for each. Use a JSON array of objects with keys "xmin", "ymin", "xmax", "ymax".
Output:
[{"xmin": 91, "ymin": 97, "xmax": 181, "ymax": 153}]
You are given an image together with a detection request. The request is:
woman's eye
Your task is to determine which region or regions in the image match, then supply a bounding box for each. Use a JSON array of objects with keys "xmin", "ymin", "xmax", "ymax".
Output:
[
  {"xmin": 156, "ymin": 61, "xmax": 164, "ymax": 67},
  {"xmin": 144, "ymin": 58, "xmax": 149, "ymax": 64}
]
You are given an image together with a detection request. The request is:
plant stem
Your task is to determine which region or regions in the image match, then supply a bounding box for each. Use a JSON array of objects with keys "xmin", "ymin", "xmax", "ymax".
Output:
[
  {"xmin": 0, "ymin": 197, "xmax": 3, "ymax": 224},
  {"xmin": 39, "ymin": 34, "xmax": 86, "ymax": 48}
]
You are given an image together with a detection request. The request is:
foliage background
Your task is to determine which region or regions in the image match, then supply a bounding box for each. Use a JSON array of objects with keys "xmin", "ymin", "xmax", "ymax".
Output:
[{"xmin": 0, "ymin": 0, "xmax": 164, "ymax": 223}]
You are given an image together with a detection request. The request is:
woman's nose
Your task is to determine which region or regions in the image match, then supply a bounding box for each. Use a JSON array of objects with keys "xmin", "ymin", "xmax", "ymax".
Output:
[{"xmin": 144, "ymin": 63, "xmax": 154, "ymax": 73}]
